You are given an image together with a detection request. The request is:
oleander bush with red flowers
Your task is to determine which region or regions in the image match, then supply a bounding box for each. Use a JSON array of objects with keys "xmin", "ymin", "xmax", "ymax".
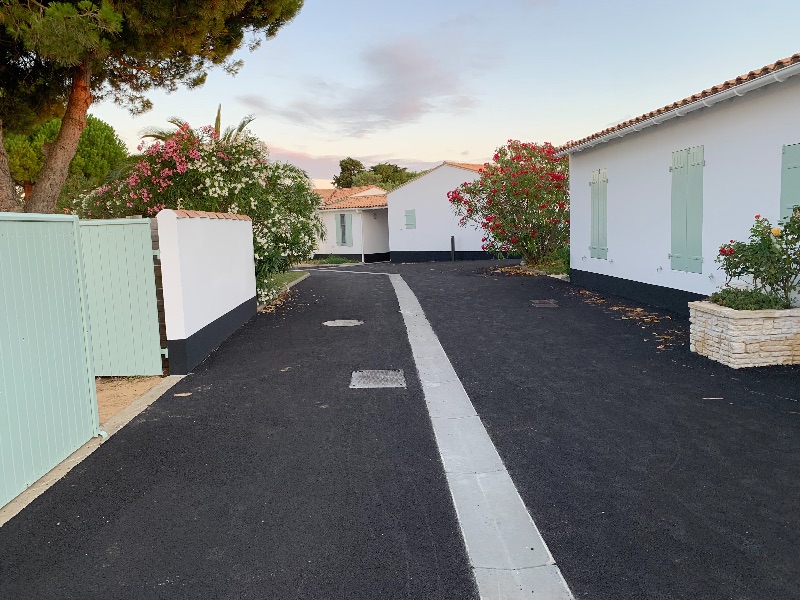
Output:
[
  {"xmin": 713, "ymin": 209, "xmax": 800, "ymax": 309},
  {"xmin": 447, "ymin": 140, "xmax": 569, "ymax": 266}
]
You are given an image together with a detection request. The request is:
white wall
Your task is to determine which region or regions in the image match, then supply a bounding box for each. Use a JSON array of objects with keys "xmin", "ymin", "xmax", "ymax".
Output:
[
  {"xmin": 157, "ymin": 210, "xmax": 256, "ymax": 340},
  {"xmin": 569, "ymin": 76, "xmax": 800, "ymax": 296},
  {"xmin": 362, "ymin": 208, "xmax": 389, "ymax": 254},
  {"xmin": 388, "ymin": 165, "xmax": 484, "ymax": 252},
  {"xmin": 315, "ymin": 210, "xmax": 364, "ymax": 255}
]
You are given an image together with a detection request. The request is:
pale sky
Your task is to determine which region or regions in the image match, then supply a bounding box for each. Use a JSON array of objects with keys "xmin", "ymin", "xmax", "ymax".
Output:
[{"xmin": 90, "ymin": 0, "xmax": 800, "ymax": 180}]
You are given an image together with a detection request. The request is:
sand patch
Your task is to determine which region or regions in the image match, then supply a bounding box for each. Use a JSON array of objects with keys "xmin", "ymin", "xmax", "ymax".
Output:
[{"xmin": 96, "ymin": 376, "xmax": 164, "ymax": 424}]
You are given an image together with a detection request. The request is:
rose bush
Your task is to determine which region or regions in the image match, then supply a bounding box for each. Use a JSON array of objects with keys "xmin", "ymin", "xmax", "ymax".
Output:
[
  {"xmin": 713, "ymin": 210, "xmax": 800, "ymax": 309},
  {"xmin": 447, "ymin": 140, "xmax": 569, "ymax": 265},
  {"xmin": 67, "ymin": 123, "xmax": 323, "ymax": 304}
]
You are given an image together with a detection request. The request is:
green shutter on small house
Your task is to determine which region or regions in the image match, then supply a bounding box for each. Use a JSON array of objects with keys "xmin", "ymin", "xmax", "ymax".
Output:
[
  {"xmin": 589, "ymin": 169, "xmax": 608, "ymax": 259},
  {"xmin": 670, "ymin": 149, "xmax": 689, "ymax": 271},
  {"xmin": 670, "ymin": 146, "xmax": 703, "ymax": 273},
  {"xmin": 598, "ymin": 168, "xmax": 608, "ymax": 259},
  {"xmin": 344, "ymin": 213, "xmax": 353, "ymax": 247},
  {"xmin": 589, "ymin": 170, "xmax": 599, "ymax": 257},
  {"xmin": 405, "ymin": 209, "xmax": 416, "ymax": 229},
  {"xmin": 780, "ymin": 143, "xmax": 800, "ymax": 221},
  {"xmin": 685, "ymin": 146, "xmax": 704, "ymax": 273},
  {"xmin": 336, "ymin": 214, "xmax": 343, "ymax": 245}
]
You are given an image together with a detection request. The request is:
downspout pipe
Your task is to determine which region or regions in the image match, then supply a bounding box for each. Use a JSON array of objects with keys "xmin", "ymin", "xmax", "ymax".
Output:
[
  {"xmin": 357, "ymin": 209, "xmax": 365, "ymax": 263},
  {"xmin": 557, "ymin": 62, "xmax": 800, "ymax": 156}
]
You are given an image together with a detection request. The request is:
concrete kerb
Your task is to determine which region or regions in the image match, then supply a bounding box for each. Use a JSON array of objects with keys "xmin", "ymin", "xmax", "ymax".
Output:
[
  {"xmin": 256, "ymin": 272, "xmax": 311, "ymax": 311},
  {"xmin": 0, "ymin": 375, "xmax": 184, "ymax": 528}
]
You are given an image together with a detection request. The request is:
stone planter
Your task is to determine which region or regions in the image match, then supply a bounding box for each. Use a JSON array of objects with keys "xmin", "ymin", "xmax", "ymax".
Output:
[{"xmin": 689, "ymin": 301, "xmax": 800, "ymax": 368}]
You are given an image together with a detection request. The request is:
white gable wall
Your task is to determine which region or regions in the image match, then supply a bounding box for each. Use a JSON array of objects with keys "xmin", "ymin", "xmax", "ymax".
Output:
[
  {"xmin": 388, "ymin": 165, "xmax": 484, "ymax": 253},
  {"xmin": 569, "ymin": 75, "xmax": 800, "ymax": 297},
  {"xmin": 315, "ymin": 208, "xmax": 388, "ymax": 258}
]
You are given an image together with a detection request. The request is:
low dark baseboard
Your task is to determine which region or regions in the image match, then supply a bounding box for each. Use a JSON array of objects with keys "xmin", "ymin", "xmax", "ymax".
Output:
[
  {"xmin": 365, "ymin": 252, "xmax": 390, "ymax": 263},
  {"xmin": 390, "ymin": 250, "xmax": 494, "ymax": 263},
  {"xmin": 168, "ymin": 296, "xmax": 256, "ymax": 374},
  {"xmin": 570, "ymin": 270, "xmax": 705, "ymax": 316}
]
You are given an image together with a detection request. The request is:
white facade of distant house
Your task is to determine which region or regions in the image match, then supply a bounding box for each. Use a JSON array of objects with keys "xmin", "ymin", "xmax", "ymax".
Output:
[
  {"xmin": 564, "ymin": 67, "xmax": 800, "ymax": 310},
  {"xmin": 388, "ymin": 163, "xmax": 486, "ymax": 261},
  {"xmin": 316, "ymin": 208, "xmax": 389, "ymax": 261}
]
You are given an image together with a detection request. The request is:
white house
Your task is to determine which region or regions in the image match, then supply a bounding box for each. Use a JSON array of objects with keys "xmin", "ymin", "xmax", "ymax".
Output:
[
  {"xmin": 559, "ymin": 53, "xmax": 800, "ymax": 314},
  {"xmin": 314, "ymin": 186, "xmax": 390, "ymax": 263},
  {"xmin": 387, "ymin": 161, "xmax": 490, "ymax": 262}
]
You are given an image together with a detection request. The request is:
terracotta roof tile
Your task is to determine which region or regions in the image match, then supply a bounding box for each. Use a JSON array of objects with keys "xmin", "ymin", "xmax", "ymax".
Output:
[
  {"xmin": 319, "ymin": 194, "xmax": 388, "ymax": 210},
  {"xmin": 172, "ymin": 209, "xmax": 251, "ymax": 221},
  {"xmin": 314, "ymin": 185, "xmax": 388, "ymax": 210},
  {"xmin": 559, "ymin": 52, "xmax": 800, "ymax": 153},
  {"xmin": 443, "ymin": 161, "xmax": 485, "ymax": 173}
]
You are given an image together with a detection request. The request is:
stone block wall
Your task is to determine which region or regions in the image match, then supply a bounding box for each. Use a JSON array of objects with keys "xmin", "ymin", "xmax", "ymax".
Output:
[{"xmin": 689, "ymin": 301, "xmax": 800, "ymax": 368}]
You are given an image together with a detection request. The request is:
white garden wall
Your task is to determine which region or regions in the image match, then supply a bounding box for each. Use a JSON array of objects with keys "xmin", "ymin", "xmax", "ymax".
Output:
[
  {"xmin": 157, "ymin": 209, "xmax": 256, "ymax": 373},
  {"xmin": 568, "ymin": 75, "xmax": 800, "ymax": 303},
  {"xmin": 388, "ymin": 164, "xmax": 484, "ymax": 260}
]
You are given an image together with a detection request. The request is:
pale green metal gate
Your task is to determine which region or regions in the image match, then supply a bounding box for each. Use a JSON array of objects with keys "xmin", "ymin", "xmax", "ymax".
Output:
[
  {"xmin": 79, "ymin": 219, "xmax": 163, "ymax": 376},
  {"xmin": 0, "ymin": 213, "xmax": 99, "ymax": 508}
]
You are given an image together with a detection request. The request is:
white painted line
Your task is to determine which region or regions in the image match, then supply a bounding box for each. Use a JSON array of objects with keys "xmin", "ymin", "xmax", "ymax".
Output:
[
  {"xmin": 432, "ymin": 416, "xmax": 505, "ymax": 474},
  {"xmin": 0, "ymin": 375, "xmax": 184, "ymax": 528},
  {"xmin": 389, "ymin": 274, "xmax": 574, "ymax": 600},
  {"xmin": 474, "ymin": 565, "xmax": 575, "ymax": 600}
]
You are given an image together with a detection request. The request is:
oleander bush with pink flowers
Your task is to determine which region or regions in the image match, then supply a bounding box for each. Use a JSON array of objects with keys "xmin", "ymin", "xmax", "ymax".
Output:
[
  {"xmin": 447, "ymin": 139, "xmax": 569, "ymax": 266},
  {"xmin": 68, "ymin": 123, "xmax": 323, "ymax": 304}
]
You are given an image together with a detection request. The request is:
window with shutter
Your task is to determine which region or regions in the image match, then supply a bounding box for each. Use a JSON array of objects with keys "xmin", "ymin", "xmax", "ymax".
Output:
[
  {"xmin": 780, "ymin": 143, "xmax": 800, "ymax": 221},
  {"xmin": 589, "ymin": 168, "xmax": 608, "ymax": 259},
  {"xmin": 336, "ymin": 213, "xmax": 353, "ymax": 247},
  {"xmin": 670, "ymin": 146, "xmax": 704, "ymax": 273},
  {"xmin": 405, "ymin": 209, "xmax": 416, "ymax": 229}
]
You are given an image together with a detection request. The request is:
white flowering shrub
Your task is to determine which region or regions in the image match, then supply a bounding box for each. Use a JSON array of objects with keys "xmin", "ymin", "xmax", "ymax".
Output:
[{"xmin": 68, "ymin": 123, "xmax": 323, "ymax": 303}]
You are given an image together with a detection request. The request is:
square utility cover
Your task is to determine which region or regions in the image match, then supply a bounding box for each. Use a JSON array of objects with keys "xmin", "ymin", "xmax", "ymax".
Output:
[{"xmin": 350, "ymin": 370, "xmax": 407, "ymax": 389}]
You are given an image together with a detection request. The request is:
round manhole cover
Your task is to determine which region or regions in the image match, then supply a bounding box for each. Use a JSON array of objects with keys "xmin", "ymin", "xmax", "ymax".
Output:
[{"xmin": 323, "ymin": 320, "xmax": 364, "ymax": 327}]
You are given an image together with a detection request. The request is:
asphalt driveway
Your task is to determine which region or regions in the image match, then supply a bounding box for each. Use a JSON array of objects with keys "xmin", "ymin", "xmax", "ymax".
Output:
[
  {"xmin": 0, "ymin": 269, "xmax": 477, "ymax": 600},
  {"xmin": 1, "ymin": 260, "xmax": 798, "ymax": 599},
  {"xmin": 371, "ymin": 260, "xmax": 800, "ymax": 600}
]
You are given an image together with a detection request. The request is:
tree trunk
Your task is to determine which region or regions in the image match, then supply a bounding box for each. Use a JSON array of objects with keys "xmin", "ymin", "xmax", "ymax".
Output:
[
  {"xmin": 22, "ymin": 182, "xmax": 34, "ymax": 202},
  {"xmin": 25, "ymin": 63, "xmax": 92, "ymax": 214},
  {"xmin": 0, "ymin": 119, "xmax": 22, "ymax": 212}
]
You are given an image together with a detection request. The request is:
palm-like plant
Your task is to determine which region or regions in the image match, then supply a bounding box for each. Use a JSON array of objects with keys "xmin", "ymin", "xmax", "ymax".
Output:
[{"xmin": 139, "ymin": 105, "xmax": 255, "ymax": 142}]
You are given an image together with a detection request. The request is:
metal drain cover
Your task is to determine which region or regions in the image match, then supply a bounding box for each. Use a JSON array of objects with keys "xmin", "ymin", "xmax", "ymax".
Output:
[
  {"xmin": 350, "ymin": 370, "xmax": 406, "ymax": 389},
  {"xmin": 531, "ymin": 299, "xmax": 558, "ymax": 308},
  {"xmin": 323, "ymin": 320, "xmax": 364, "ymax": 327}
]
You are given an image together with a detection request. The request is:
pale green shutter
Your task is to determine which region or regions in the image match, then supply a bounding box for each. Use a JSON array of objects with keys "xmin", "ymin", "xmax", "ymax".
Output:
[
  {"xmin": 589, "ymin": 170, "xmax": 599, "ymax": 257},
  {"xmin": 345, "ymin": 213, "xmax": 353, "ymax": 247},
  {"xmin": 598, "ymin": 168, "xmax": 608, "ymax": 260},
  {"xmin": 670, "ymin": 149, "xmax": 689, "ymax": 271},
  {"xmin": 336, "ymin": 214, "xmax": 343, "ymax": 245},
  {"xmin": 671, "ymin": 146, "xmax": 704, "ymax": 273},
  {"xmin": 405, "ymin": 209, "xmax": 416, "ymax": 229},
  {"xmin": 685, "ymin": 146, "xmax": 704, "ymax": 273},
  {"xmin": 589, "ymin": 169, "xmax": 607, "ymax": 260},
  {"xmin": 780, "ymin": 143, "xmax": 800, "ymax": 221}
]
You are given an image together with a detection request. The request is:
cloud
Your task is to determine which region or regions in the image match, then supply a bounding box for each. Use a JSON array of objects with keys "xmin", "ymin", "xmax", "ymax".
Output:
[
  {"xmin": 238, "ymin": 32, "xmax": 482, "ymax": 136},
  {"xmin": 267, "ymin": 145, "xmax": 440, "ymax": 179}
]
